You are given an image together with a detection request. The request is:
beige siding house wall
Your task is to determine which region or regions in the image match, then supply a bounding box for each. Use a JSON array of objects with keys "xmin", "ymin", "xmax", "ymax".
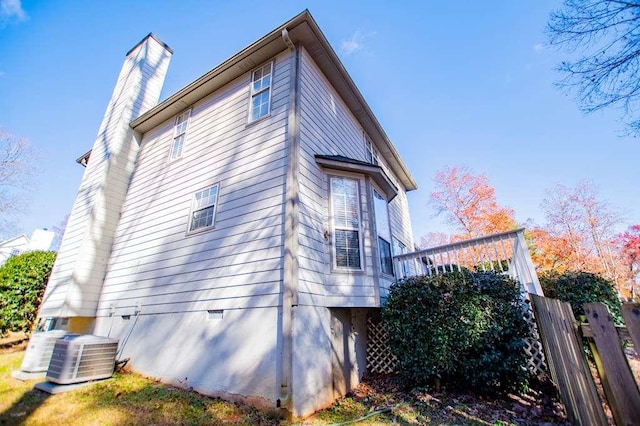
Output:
[{"xmin": 34, "ymin": 11, "xmax": 417, "ymax": 418}]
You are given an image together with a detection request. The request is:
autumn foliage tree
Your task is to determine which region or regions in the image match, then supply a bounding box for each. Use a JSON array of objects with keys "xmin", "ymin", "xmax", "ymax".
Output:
[
  {"xmin": 616, "ymin": 224, "xmax": 640, "ymax": 298},
  {"xmin": 427, "ymin": 166, "xmax": 516, "ymax": 245},
  {"xmin": 531, "ymin": 181, "xmax": 623, "ymax": 285}
]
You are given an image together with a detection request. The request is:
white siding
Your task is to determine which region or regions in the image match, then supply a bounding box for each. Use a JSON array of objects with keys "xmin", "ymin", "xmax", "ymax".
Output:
[
  {"xmin": 40, "ymin": 35, "xmax": 172, "ymax": 318},
  {"xmin": 97, "ymin": 51, "xmax": 291, "ymax": 318},
  {"xmin": 297, "ymin": 48, "xmax": 414, "ymax": 307},
  {"xmin": 298, "ymin": 49, "xmax": 374, "ymax": 308}
]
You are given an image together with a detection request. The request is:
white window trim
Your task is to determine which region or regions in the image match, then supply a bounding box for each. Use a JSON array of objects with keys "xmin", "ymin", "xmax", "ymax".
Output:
[
  {"xmin": 373, "ymin": 188, "xmax": 394, "ymax": 276},
  {"xmin": 170, "ymin": 109, "xmax": 191, "ymax": 161},
  {"xmin": 248, "ymin": 61, "xmax": 274, "ymax": 123},
  {"xmin": 187, "ymin": 183, "xmax": 220, "ymax": 234},
  {"xmin": 365, "ymin": 136, "xmax": 378, "ymax": 165},
  {"xmin": 393, "ymin": 237, "xmax": 409, "ymax": 278},
  {"xmin": 329, "ymin": 175, "xmax": 364, "ymax": 271}
]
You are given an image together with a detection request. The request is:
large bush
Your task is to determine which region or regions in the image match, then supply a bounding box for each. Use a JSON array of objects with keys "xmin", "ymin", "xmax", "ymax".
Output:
[
  {"xmin": 0, "ymin": 251, "xmax": 56, "ymax": 335},
  {"xmin": 382, "ymin": 271, "xmax": 531, "ymax": 395},
  {"xmin": 539, "ymin": 271, "xmax": 622, "ymax": 324}
]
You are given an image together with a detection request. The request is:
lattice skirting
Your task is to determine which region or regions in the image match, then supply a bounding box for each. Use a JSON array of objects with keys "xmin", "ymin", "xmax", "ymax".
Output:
[
  {"xmin": 523, "ymin": 298, "xmax": 548, "ymax": 378},
  {"xmin": 366, "ymin": 316, "xmax": 397, "ymax": 374},
  {"xmin": 366, "ymin": 303, "xmax": 548, "ymax": 377}
]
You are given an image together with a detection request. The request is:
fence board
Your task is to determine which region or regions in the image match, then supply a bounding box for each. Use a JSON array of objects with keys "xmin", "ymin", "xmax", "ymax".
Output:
[
  {"xmin": 584, "ymin": 303, "xmax": 640, "ymax": 426},
  {"xmin": 621, "ymin": 303, "xmax": 640, "ymax": 349},
  {"xmin": 531, "ymin": 295, "xmax": 606, "ymax": 426}
]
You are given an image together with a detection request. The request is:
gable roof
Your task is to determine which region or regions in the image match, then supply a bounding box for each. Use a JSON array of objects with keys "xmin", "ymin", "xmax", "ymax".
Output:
[{"xmin": 130, "ymin": 10, "xmax": 417, "ymax": 191}]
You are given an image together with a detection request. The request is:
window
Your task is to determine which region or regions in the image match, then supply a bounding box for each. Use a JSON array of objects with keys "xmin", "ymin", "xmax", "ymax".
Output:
[
  {"xmin": 373, "ymin": 190, "xmax": 393, "ymax": 275},
  {"xmin": 170, "ymin": 110, "xmax": 190, "ymax": 160},
  {"xmin": 189, "ymin": 184, "xmax": 219, "ymax": 232},
  {"xmin": 365, "ymin": 137, "xmax": 378, "ymax": 165},
  {"xmin": 330, "ymin": 177, "xmax": 362, "ymax": 269},
  {"xmin": 393, "ymin": 238, "xmax": 409, "ymax": 278},
  {"xmin": 249, "ymin": 62, "xmax": 273, "ymax": 122}
]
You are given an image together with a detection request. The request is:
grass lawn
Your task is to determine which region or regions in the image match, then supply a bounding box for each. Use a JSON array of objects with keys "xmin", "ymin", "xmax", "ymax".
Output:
[{"xmin": 0, "ymin": 334, "xmax": 568, "ymax": 425}]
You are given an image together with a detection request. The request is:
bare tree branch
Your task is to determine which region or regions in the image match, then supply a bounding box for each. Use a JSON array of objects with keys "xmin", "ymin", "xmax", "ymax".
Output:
[
  {"xmin": 548, "ymin": 0, "xmax": 640, "ymax": 133},
  {"xmin": 0, "ymin": 129, "xmax": 38, "ymax": 236}
]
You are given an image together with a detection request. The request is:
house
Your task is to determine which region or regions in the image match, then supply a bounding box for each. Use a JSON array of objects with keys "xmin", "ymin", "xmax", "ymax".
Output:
[
  {"xmin": 0, "ymin": 229, "xmax": 55, "ymax": 265},
  {"xmin": 34, "ymin": 11, "xmax": 418, "ymax": 417}
]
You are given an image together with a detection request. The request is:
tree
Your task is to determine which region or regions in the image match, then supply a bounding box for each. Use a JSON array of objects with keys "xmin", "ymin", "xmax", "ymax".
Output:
[
  {"xmin": 548, "ymin": 0, "xmax": 640, "ymax": 134},
  {"xmin": 428, "ymin": 165, "xmax": 516, "ymax": 243},
  {"xmin": 0, "ymin": 250, "xmax": 56, "ymax": 335},
  {"xmin": 528, "ymin": 227, "xmax": 577, "ymax": 272},
  {"xmin": 616, "ymin": 224, "xmax": 640, "ymax": 298},
  {"xmin": 0, "ymin": 129, "xmax": 37, "ymax": 236},
  {"xmin": 419, "ymin": 232, "xmax": 451, "ymax": 250},
  {"xmin": 535, "ymin": 181, "xmax": 622, "ymax": 282}
]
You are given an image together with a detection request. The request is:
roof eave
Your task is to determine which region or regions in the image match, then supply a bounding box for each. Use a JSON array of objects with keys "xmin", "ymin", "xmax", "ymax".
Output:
[
  {"xmin": 130, "ymin": 11, "xmax": 310, "ymax": 134},
  {"xmin": 131, "ymin": 10, "xmax": 417, "ymax": 191}
]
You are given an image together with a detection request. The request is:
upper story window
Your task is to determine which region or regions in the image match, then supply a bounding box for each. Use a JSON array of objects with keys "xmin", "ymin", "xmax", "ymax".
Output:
[
  {"xmin": 249, "ymin": 62, "xmax": 273, "ymax": 122},
  {"xmin": 365, "ymin": 137, "xmax": 379, "ymax": 165},
  {"xmin": 373, "ymin": 190, "xmax": 393, "ymax": 275},
  {"xmin": 330, "ymin": 177, "xmax": 362, "ymax": 269},
  {"xmin": 189, "ymin": 184, "xmax": 219, "ymax": 232},
  {"xmin": 171, "ymin": 109, "xmax": 191, "ymax": 160}
]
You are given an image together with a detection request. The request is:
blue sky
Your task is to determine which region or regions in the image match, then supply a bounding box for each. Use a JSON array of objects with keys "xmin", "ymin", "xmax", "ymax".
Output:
[{"xmin": 1, "ymin": 0, "xmax": 638, "ymax": 242}]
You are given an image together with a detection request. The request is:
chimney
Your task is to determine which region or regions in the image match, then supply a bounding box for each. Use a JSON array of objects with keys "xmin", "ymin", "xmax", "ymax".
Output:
[{"xmin": 39, "ymin": 34, "xmax": 172, "ymax": 325}]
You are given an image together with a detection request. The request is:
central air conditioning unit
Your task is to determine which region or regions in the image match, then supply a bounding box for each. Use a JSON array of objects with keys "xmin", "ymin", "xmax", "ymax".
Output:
[
  {"xmin": 20, "ymin": 329, "xmax": 73, "ymax": 373},
  {"xmin": 46, "ymin": 335, "xmax": 119, "ymax": 384}
]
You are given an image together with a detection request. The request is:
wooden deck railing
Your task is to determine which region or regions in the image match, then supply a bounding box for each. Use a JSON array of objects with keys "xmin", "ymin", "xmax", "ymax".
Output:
[{"xmin": 392, "ymin": 228, "xmax": 544, "ymax": 296}]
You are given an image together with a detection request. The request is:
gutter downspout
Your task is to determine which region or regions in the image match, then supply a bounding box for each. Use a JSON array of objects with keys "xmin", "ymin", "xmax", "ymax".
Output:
[{"xmin": 279, "ymin": 28, "xmax": 300, "ymax": 412}]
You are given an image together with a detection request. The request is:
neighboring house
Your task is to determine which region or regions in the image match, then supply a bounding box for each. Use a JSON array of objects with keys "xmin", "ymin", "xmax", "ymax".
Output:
[
  {"xmin": 0, "ymin": 229, "xmax": 55, "ymax": 265},
  {"xmin": 34, "ymin": 11, "xmax": 418, "ymax": 417}
]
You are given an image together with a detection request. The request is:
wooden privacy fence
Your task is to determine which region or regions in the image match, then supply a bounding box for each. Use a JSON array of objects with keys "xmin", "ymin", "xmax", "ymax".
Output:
[{"xmin": 532, "ymin": 295, "xmax": 640, "ymax": 426}]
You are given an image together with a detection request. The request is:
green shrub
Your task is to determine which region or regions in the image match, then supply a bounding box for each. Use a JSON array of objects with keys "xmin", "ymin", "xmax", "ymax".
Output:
[
  {"xmin": 382, "ymin": 271, "xmax": 531, "ymax": 395},
  {"xmin": 539, "ymin": 271, "xmax": 622, "ymax": 324},
  {"xmin": 0, "ymin": 251, "xmax": 56, "ymax": 335}
]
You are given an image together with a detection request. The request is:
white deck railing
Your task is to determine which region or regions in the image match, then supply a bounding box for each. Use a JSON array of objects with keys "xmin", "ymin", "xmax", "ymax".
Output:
[{"xmin": 393, "ymin": 228, "xmax": 544, "ymax": 296}]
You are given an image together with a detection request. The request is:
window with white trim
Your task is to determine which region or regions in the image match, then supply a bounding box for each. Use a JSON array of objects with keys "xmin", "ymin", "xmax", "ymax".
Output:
[
  {"xmin": 170, "ymin": 110, "xmax": 190, "ymax": 160},
  {"xmin": 365, "ymin": 137, "xmax": 379, "ymax": 165},
  {"xmin": 373, "ymin": 190, "xmax": 393, "ymax": 275},
  {"xmin": 393, "ymin": 238, "xmax": 409, "ymax": 277},
  {"xmin": 189, "ymin": 184, "xmax": 219, "ymax": 232},
  {"xmin": 249, "ymin": 62, "xmax": 273, "ymax": 122},
  {"xmin": 330, "ymin": 177, "xmax": 362, "ymax": 269}
]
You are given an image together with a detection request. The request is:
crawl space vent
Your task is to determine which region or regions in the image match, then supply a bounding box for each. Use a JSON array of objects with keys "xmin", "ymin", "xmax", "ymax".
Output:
[{"xmin": 46, "ymin": 335, "xmax": 119, "ymax": 384}]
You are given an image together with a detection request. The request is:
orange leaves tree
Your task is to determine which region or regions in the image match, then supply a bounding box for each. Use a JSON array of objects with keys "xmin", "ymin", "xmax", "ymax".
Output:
[
  {"xmin": 616, "ymin": 225, "xmax": 640, "ymax": 298},
  {"xmin": 429, "ymin": 166, "xmax": 517, "ymax": 242},
  {"xmin": 531, "ymin": 181, "xmax": 624, "ymax": 286},
  {"xmin": 425, "ymin": 166, "xmax": 635, "ymax": 298}
]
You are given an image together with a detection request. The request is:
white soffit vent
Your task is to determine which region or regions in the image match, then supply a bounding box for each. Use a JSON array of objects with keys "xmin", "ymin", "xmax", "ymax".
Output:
[
  {"xmin": 46, "ymin": 335, "xmax": 119, "ymax": 384},
  {"xmin": 20, "ymin": 330, "xmax": 73, "ymax": 373}
]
